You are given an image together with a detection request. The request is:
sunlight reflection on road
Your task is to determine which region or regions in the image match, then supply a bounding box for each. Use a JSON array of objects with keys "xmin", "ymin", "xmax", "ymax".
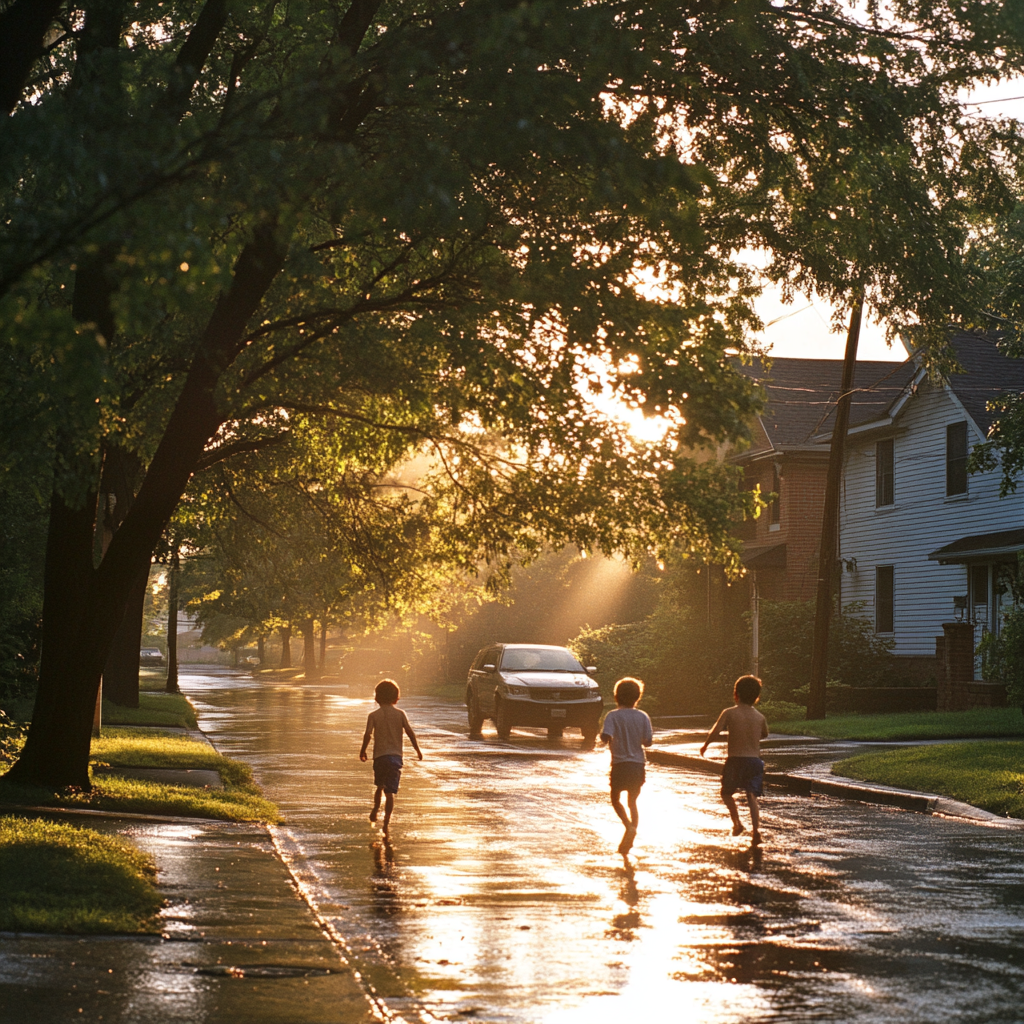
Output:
[{"xmin": 183, "ymin": 674, "xmax": 1024, "ymax": 1024}]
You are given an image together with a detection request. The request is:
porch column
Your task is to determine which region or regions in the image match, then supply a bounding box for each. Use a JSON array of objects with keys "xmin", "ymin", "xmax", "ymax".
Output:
[{"xmin": 939, "ymin": 622, "xmax": 974, "ymax": 712}]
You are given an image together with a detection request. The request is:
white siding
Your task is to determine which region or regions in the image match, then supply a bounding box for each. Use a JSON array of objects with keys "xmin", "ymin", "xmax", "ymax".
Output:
[{"xmin": 839, "ymin": 379, "xmax": 1023, "ymax": 657}]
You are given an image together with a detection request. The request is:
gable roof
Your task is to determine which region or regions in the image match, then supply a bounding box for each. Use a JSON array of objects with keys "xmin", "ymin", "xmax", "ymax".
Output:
[
  {"xmin": 738, "ymin": 356, "xmax": 912, "ymax": 455},
  {"xmin": 736, "ymin": 332, "xmax": 1024, "ymax": 459},
  {"xmin": 945, "ymin": 331, "xmax": 1024, "ymax": 434}
]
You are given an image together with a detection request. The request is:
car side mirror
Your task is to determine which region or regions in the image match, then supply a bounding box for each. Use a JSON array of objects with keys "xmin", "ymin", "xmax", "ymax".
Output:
[
  {"xmin": 482, "ymin": 663, "xmax": 496, "ymax": 672},
  {"xmin": 586, "ymin": 666, "xmax": 597, "ymax": 674}
]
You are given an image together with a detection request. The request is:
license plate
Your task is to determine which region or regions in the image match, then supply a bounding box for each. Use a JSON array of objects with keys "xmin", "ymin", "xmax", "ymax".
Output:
[{"xmin": 551, "ymin": 709, "xmax": 566, "ymax": 718}]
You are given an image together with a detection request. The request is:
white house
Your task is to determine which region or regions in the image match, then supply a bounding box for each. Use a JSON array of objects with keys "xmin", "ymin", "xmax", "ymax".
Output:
[{"xmin": 837, "ymin": 332, "xmax": 1024, "ymax": 679}]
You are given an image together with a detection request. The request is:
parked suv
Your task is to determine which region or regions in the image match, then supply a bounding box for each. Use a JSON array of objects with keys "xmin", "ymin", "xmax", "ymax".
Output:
[{"xmin": 466, "ymin": 644, "xmax": 602, "ymax": 741}]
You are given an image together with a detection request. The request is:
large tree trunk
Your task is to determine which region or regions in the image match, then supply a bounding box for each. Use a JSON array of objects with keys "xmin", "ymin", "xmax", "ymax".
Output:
[
  {"xmin": 8, "ymin": 228, "xmax": 285, "ymax": 789},
  {"xmin": 102, "ymin": 563, "xmax": 149, "ymax": 708},
  {"xmin": 165, "ymin": 549, "xmax": 180, "ymax": 694},
  {"xmin": 319, "ymin": 620, "xmax": 328, "ymax": 672},
  {"xmin": 279, "ymin": 625, "xmax": 292, "ymax": 669},
  {"xmin": 302, "ymin": 618, "xmax": 320, "ymax": 681},
  {"xmin": 11, "ymin": 486, "xmax": 101, "ymax": 789}
]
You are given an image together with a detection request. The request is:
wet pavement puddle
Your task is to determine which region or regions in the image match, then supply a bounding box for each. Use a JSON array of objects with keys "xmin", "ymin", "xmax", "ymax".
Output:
[{"xmin": 181, "ymin": 673, "xmax": 1024, "ymax": 1023}]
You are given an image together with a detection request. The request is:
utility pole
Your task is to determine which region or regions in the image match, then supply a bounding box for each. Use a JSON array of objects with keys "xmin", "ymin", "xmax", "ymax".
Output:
[
  {"xmin": 751, "ymin": 572, "xmax": 760, "ymax": 676},
  {"xmin": 165, "ymin": 546, "xmax": 180, "ymax": 694},
  {"xmin": 807, "ymin": 288, "xmax": 864, "ymax": 719}
]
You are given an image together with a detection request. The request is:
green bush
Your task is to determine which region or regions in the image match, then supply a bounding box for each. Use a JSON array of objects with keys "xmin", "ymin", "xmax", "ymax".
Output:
[
  {"xmin": 978, "ymin": 604, "xmax": 1024, "ymax": 708},
  {"xmin": 571, "ymin": 602, "xmax": 744, "ymax": 715},
  {"xmin": 757, "ymin": 600, "xmax": 895, "ymax": 701}
]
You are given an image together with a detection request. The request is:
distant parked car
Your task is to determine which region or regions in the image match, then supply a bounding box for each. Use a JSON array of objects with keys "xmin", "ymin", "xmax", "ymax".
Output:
[
  {"xmin": 466, "ymin": 644, "xmax": 601, "ymax": 741},
  {"xmin": 139, "ymin": 648, "xmax": 165, "ymax": 666}
]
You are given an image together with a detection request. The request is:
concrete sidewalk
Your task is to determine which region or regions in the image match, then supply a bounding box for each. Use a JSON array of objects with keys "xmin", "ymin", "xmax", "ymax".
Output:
[{"xmin": 0, "ymin": 809, "xmax": 377, "ymax": 1024}]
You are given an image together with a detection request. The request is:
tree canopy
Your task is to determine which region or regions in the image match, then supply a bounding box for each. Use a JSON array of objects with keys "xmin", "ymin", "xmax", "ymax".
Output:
[{"xmin": 3, "ymin": 0, "xmax": 1024, "ymax": 787}]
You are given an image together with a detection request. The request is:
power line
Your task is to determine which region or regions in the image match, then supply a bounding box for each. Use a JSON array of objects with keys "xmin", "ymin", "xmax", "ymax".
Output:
[{"xmin": 968, "ymin": 94, "xmax": 1024, "ymax": 106}]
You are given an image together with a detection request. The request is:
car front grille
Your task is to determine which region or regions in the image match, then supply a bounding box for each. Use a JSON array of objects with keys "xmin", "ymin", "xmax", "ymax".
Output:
[{"xmin": 529, "ymin": 688, "xmax": 592, "ymax": 702}]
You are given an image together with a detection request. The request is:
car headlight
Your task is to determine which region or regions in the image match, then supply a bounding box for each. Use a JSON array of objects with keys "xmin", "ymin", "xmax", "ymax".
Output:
[{"xmin": 506, "ymin": 685, "xmax": 529, "ymax": 696}]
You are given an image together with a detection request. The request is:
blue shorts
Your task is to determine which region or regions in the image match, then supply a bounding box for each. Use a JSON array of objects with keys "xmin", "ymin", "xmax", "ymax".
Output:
[
  {"xmin": 373, "ymin": 754, "xmax": 404, "ymax": 794},
  {"xmin": 721, "ymin": 757, "xmax": 764, "ymax": 798},
  {"xmin": 610, "ymin": 761, "xmax": 646, "ymax": 795}
]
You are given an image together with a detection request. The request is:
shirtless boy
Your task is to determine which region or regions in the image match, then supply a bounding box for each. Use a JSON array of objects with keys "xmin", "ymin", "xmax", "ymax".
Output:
[
  {"xmin": 700, "ymin": 675, "xmax": 769, "ymax": 845},
  {"xmin": 359, "ymin": 679, "xmax": 422, "ymax": 836}
]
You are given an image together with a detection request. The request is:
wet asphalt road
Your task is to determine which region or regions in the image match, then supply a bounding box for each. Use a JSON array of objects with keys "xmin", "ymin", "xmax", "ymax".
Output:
[{"xmin": 182, "ymin": 672, "xmax": 1024, "ymax": 1024}]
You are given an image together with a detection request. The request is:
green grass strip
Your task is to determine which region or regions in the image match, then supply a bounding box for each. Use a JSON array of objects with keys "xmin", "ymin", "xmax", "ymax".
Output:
[
  {"xmin": 0, "ymin": 728, "xmax": 280, "ymax": 823},
  {"xmin": 71, "ymin": 776, "xmax": 281, "ymax": 822},
  {"xmin": 771, "ymin": 706, "xmax": 1024, "ymax": 741},
  {"xmin": 92, "ymin": 728, "xmax": 251, "ymax": 786},
  {"xmin": 833, "ymin": 741, "xmax": 1024, "ymax": 819},
  {"xmin": 0, "ymin": 816, "xmax": 162, "ymax": 934},
  {"xmin": 102, "ymin": 692, "xmax": 197, "ymax": 730}
]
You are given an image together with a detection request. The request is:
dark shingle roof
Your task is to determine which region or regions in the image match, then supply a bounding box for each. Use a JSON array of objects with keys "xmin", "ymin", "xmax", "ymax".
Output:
[
  {"xmin": 946, "ymin": 331, "xmax": 1024, "ymax": 434},
  {"xmin": 739, "ymin": 356, "xmax": 913, "ymax": 452},
  {"xmin": 736, "ymin": 332, "xmax": 1024, "ymax": 457}
]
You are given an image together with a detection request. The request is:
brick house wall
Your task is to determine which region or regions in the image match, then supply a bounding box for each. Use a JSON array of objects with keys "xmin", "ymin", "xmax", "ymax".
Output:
[{"xmin": 742, "ymin": 451, "xmax": 827, "ymax": 603}]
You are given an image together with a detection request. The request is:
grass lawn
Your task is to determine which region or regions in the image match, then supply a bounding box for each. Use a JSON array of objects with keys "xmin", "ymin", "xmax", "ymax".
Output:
[
  {"xmin": 833, "ymin": 741, "xmax": 1024, "ymax": 819},
  {"xmin": 0, "ymin": 728, "xmax": 280, "ymax": 823},
  {"xmin": 102, "ymin": 691, "xmax": 197, "ymax": 730},
  {"xmin": 0, "ymin": 816, "xmax": 162, "ymax": 933},
  {"xmin": 4, "ymin": 687, "xmax": 197, "ymax": 729},
  {"xmin": 771, "ymin": 706, "xmax": 1024, "ymax": 742}
]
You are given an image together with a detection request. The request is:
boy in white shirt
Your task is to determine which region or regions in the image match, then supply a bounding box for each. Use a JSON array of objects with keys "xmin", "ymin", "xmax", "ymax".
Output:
[{"xmin": 600, "ymin": 677, "xmax": 653, "ymax": 855}]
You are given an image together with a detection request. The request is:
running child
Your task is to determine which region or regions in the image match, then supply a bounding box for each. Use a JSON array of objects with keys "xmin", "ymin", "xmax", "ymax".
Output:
[
  {"xmin": 359, "ymin": 679, "xmax": 422, "ymax": 835},
  {"xmin": 700, "ymin": 674, "xmax": 769, "ymax": 845},
  {"xmin": 600, "ymin": 677, "xmax": 653, "ymax": 855}
]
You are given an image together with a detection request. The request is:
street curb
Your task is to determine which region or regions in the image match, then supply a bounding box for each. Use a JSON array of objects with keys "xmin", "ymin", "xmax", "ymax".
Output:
[
  {"xmin": 643, "ymin": 749, "xmax": 1024, "ymax": 826},
  {"xmin": 0, "ymin": 801, "xmax": 268, "ymax": 829}
]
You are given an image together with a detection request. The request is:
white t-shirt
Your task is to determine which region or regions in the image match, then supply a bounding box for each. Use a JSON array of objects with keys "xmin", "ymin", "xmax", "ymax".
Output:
[{"xmin": 601, "ymin": 707, "xmax": 653, "ymax": 764}]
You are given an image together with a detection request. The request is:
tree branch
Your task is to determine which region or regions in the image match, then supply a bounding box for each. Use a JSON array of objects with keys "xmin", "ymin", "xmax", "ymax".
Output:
[
  {"xmin": 195, "ymin": 432, "xmax": 292, "ymax": 472},
  {"xmin": 157, "ymin": 0, "xmax": 230, "ymax": 122},
  {"xmin": 0, "ymin": 0, "xmax": 63, "ymax": 116}
]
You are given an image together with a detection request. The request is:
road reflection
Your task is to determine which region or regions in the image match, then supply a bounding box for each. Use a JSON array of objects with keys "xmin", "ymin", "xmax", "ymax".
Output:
[{"xmin": 183, "ymin": 672, "xmax": 1024, "ymax": 1024}]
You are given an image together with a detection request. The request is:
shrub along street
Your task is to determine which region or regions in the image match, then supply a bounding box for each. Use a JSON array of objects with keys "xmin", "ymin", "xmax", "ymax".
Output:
[
  {"xmin": 834, "ymin": 742, "xmax": 1024, "ymax": 820},
  {"xmin": 0, "ymin": 816, "xmax": 162, "ymax": 934}
]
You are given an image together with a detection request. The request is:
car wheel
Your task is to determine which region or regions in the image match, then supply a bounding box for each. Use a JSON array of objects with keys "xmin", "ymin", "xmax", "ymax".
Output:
[
  {"xmin": 580, "ymin": 712, "xmax": 600, "ymax": 745},
  {"xmin": 547, "ymin": 725, "xmax": 564, "ymax": 739},
  {"xmin": 494, "ymin": 695, "xmax": 512, "ymax": 740},
  {"xmin": 467, "ymin": 689, "xmax": 484, "ymax": 735}
]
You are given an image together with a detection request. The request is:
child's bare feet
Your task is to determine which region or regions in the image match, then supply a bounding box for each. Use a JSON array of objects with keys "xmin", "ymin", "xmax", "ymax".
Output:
[
  {"xmin": 617, "ymin": 827, "xmax": 636, "ymax": 855},
  {"xmin": 731, "ymin": 821, "xmax": 745, "ymax": 836},
  {"xmin": 369, "ymin": 809, "xmax": 378, "ymax": 822},
  {"xmin": 751, "ymin": 829, "xmax": 762, "ymax": 847}
]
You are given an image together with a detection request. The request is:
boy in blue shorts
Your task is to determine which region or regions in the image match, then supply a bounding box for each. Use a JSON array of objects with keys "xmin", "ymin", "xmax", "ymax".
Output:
[
  {"xmin": 600, "ymin": 677, "xmax": 653, "ymax": 855},
  {"xmin": 359, "ymin": 679, "xmax": 422, "ymax": 836},
  {"xmin": 700, "ymin": 675, "xmax": 769, "ymax": 845}
]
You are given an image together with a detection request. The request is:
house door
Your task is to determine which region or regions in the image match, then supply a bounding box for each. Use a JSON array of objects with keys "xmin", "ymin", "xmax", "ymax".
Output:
[{"xmin": 969, "ymin": 564, "xmax": 989, "ymax": 679}]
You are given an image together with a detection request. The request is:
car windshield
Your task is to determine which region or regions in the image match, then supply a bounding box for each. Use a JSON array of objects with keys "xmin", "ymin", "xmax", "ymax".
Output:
[{"xmin": 500, "ymin": 648, "xmax": 583, "ymax": 672}]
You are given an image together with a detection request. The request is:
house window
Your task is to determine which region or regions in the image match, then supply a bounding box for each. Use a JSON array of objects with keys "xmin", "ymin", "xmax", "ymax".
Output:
[
  {"xmin": 875, "ymin": 438, "xmax": 894, "ymax": 507},
  {"xmin": 875, "ymin": 565, "xmax": 894, "ymax": 633},
  {"xmin": 769, "ymin": 465, "xmax": 780, "ymax": 526},
  {"xmin": 946, "ymin": 421, "xmax": 968, "ymax": 496}
]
